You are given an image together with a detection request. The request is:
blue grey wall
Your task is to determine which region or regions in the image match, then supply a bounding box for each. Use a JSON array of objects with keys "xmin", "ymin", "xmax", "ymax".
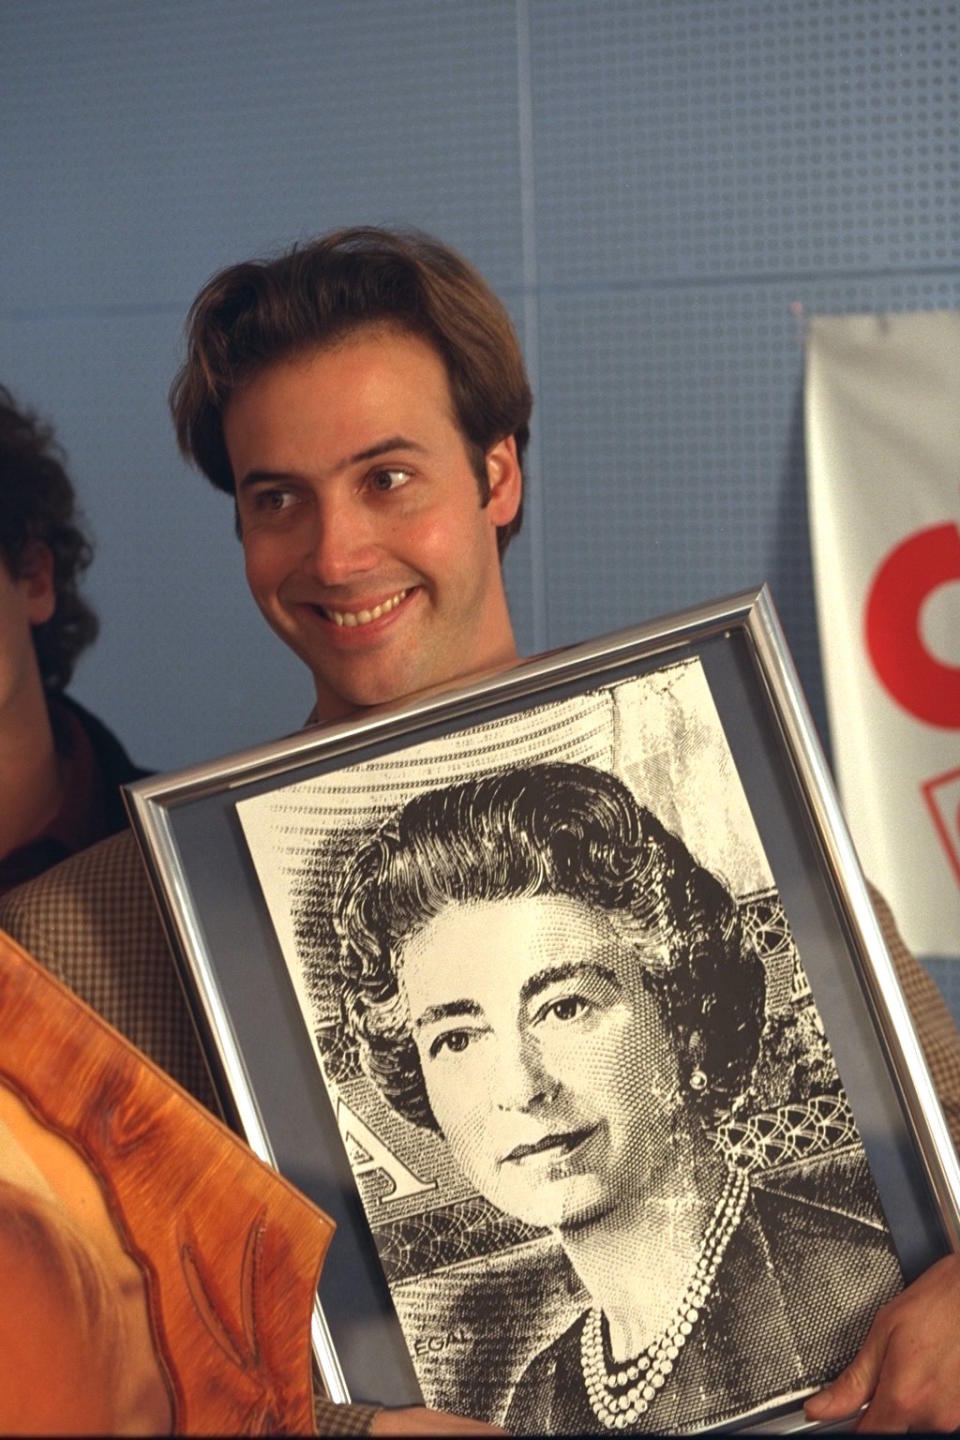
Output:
[{"xmin": 2, "ymin": 0, "xmax": 959, "ymax": 776}]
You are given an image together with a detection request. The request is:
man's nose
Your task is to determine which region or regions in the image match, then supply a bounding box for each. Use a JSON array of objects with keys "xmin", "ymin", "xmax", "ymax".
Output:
[
  {"xmin": 494, "ymin": 1034, "xmax": 559, "ymax": 1113},
  {"xmin": 305, "ymin": 498, "xmax": 379, "ymax": 584}
]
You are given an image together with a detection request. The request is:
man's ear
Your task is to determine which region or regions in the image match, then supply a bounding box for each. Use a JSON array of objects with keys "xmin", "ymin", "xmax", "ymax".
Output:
[
  {"xmin": 16, "ymin": 542, "xmax": 56, "ymax": 626},
  {"xmin": 484, "ymin": 435, "xmax": 523, "ymax": 528}
]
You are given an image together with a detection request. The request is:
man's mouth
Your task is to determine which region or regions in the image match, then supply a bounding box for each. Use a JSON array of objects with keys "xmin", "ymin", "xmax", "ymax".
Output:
[
  {"xmin": 315, "ymin": 587, "xmax": 411, "ymax": 628},
  {"xmin": 501, "ymin": 1125, "xmax": 597, "ymax": 1166}
]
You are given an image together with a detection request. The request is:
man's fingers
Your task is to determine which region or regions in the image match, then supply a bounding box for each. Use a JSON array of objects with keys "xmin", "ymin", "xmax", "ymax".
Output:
[
  {"xmin": 854, "ymin": 1323, "xmax": 960, "ymax": 1435},
  {"xmin": 804, "ymin": 1323, "xmax": 887, "ymax": 1420}
]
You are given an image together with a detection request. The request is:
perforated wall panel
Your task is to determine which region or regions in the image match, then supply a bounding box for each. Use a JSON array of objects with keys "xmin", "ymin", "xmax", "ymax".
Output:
[{"xmin": 2, "ymin": 0, "xmax": 958, "ymax": 1000}]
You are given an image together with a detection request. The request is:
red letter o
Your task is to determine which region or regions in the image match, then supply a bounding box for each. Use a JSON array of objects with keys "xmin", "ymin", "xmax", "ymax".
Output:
[{"xmin": 864, "ymin": 523, "xmax": 960, "ymax": 729}]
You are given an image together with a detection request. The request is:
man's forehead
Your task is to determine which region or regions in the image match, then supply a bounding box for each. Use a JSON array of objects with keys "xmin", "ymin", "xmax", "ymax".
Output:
[
  {"xmin": 230, "ymin": 321, "xmax": 446, "ymax": 403},
  {"xmin": 223, "ymin": 325, "xmax": 458, "ymax": 455}
]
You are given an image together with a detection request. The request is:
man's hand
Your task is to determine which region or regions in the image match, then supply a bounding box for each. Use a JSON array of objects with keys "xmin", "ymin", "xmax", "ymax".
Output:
[
  {"xmin": 804, "ymin": 1252, "xmax": 960, "ymax": 1432},
  {"xmin": 370, "ymin": 1405, "xmax": 503, "ymax": 1436}
]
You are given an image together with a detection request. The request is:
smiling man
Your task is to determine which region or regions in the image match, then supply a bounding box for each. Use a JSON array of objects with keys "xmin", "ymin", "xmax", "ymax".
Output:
[{"xmin": 170, "ymin": 229, "xmax": 529, "ymax": 728}]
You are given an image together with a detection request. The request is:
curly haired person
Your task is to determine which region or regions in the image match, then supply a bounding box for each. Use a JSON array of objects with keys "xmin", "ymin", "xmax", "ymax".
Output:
[{"xmin": 0, "ymin": 385, "xmax": 146, "ymax": 892}]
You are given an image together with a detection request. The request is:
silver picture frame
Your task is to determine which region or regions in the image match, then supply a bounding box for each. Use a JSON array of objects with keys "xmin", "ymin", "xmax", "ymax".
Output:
[{"xmin": 124, "ymin": 585, "xmax": 960, "ymax": 1433}]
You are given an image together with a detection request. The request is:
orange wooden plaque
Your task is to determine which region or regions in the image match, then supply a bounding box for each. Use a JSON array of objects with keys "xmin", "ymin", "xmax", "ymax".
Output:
[{"xmin": 0, "ymin": 927, "xmax": 335, "ymax": 1434}]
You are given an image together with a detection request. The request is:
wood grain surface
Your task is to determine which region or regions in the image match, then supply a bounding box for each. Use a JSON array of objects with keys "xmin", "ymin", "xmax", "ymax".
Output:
[{"xmin": 0, "ymin": 926, "xmax": 335, "ymax": 1434}]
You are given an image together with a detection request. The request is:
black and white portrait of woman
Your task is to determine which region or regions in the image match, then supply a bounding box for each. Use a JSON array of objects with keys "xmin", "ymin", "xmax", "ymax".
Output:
[
  {"xmin": 236, "ymin": 663, "xmax": 904, "ymax": 1431},
  {"xmin": 331, "ymin": 762, "xmax": 902, "ymax": 1433}
]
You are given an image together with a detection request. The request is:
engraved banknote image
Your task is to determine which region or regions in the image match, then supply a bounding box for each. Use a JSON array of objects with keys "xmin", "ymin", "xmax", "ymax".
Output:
[{"xmin": 236, "ymin": 659, "xmax": 903, "ymax": 1433}]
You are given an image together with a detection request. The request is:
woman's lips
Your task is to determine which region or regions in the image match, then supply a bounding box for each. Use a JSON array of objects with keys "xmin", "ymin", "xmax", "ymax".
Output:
[{"xmin": 501, "ymin": 1124, "xmax": 598, "ymax": 1167}]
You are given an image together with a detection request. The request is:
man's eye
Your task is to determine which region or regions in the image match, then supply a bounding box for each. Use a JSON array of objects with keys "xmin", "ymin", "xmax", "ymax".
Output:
[
  {"xmin": 254, "ymin": 488, "xmax": 296, "ymax": 512},
  {"xmin": 370, "ymin": 468, "xmax": 412, "ymax": 493},
  {"xmin": 428, "ymin": 1029, "xmax": 472, "ymax": 1059}
]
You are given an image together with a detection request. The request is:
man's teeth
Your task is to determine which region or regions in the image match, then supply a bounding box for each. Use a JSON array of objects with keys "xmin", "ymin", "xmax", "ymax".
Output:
[{"xmin": 327, "ymin": 589, "xmax": 409, "ymax": 628}]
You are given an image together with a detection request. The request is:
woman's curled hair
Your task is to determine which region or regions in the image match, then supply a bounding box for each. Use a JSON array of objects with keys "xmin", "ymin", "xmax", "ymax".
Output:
[{"xmin": 333, "ymin": 762, "xmax": 765, "ymax": 1130}]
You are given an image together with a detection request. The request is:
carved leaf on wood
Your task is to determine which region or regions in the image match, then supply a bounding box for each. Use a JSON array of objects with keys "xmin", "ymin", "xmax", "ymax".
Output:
[{"xmin": 179, "ymin": 1206, "xmax": 267, "ymax": 1374}]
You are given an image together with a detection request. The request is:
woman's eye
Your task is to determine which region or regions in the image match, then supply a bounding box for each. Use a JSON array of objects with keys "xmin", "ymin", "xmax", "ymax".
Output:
[
  {"xmin": 370, "ymin": 468, "xmax": 412, "ymax": 493},
  {"xmin": 541, "ymin": 995, "xmax": 589, "ymax": 1024},
  {"xmin": 428, "ymin": 1029, "xmax": 472, "ymax": 1059}
]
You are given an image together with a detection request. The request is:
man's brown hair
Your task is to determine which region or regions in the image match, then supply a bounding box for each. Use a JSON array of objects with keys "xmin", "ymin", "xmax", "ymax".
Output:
[{"xmin": 169, "ymin": 227, "xmax": 532, "ymax": 555}]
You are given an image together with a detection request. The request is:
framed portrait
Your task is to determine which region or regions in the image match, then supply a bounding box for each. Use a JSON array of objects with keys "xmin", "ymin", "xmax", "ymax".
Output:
[{"xmin": 125, "ymin": 585, "xmax": 960, "ymax": 1434}]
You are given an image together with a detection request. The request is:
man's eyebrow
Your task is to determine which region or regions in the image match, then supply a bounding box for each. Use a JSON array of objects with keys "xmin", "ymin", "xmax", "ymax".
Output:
[
  {"xmin": 235, "ymin": 436, "xmax": 428, "ymax": 494},
  {"xmin": 413, "ymin": 999, "xmax": 483, "ymax": 1032},
  {"xmin": 349, "ymin": 435, "xmax": 427, "ymax": 465},
  {"xmin": 520, "ymin": 961, "xmax": 621, "ymax": 1008}
]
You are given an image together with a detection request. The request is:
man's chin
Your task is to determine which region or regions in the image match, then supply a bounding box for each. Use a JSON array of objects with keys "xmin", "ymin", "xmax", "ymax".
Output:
[
  {"xmin": 308, "ymin": 645, "xmax": 482, "ymax": 722},
  {"xmin": 309, "ymin": 667, "xmax": 430, "ymax": 725}
]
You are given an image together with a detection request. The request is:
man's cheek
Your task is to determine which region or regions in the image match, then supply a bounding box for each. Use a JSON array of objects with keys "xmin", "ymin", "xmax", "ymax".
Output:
[
  {"xmin": 403, "ymin": 510, "xmax": 467, "ymax": 566},
  {"xmin": 401, "ymin": 527, "xmax": 443, "ymax": 571},
  {"xmin": 244, "ymin": 546, "xmax": 283, "ymax": 604}
]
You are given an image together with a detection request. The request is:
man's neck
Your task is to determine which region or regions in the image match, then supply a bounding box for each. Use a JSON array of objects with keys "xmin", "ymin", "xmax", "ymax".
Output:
[{"xmin": 0, "ymin": 682, "xmax": 62, "ymax": 860}]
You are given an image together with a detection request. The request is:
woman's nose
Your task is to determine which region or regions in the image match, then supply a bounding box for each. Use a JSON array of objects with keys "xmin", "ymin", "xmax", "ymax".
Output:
[{"xmin": 493, "ymin": 1035, "xmax": 559, "ymax": 1112}]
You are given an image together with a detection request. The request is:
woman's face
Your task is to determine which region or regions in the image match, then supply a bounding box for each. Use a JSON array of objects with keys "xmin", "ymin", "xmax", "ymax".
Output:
[{"xmin": 398, "ymin": 894, "xmax": 681, "ymax": 1232}]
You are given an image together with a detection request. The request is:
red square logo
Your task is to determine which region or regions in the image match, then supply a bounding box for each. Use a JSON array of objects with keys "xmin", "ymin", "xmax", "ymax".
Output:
[{"xmin": 921, "ymin": 765, "xmax": 960, "ymax": 889}]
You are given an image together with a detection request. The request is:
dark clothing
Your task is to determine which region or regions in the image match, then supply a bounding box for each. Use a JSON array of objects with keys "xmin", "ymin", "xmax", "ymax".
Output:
[
  {"xmin": 504, "ymin": 1150, "xmax": 903, "ymax": 1434},
  {"xmin": 0, "ymin": 693, "xmax": 147, "ymax": 895}
]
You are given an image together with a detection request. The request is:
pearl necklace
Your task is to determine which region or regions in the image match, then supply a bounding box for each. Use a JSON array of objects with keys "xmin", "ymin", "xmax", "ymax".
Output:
[{"xmin": 580, "ymin": 1166, "xmax": 750, "ymax": 1430}]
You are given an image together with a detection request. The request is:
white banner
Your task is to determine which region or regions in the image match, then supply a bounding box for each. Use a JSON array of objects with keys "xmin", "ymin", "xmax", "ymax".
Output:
[{"xmin": 805, "ymin": 310, "xmax": 960, "ymax": 959}]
